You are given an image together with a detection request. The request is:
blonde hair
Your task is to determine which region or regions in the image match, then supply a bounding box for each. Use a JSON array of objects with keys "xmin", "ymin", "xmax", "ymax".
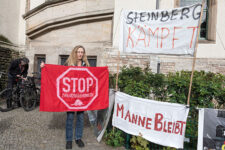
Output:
[{"xmin": 65, "ymin": 45, "xmax": 90, "ymax": 66}]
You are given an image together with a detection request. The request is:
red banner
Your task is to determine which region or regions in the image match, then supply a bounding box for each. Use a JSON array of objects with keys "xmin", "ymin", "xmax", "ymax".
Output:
[{"xmin": 40, "ymin": 64, "xmax": 109, "ymax": 112}]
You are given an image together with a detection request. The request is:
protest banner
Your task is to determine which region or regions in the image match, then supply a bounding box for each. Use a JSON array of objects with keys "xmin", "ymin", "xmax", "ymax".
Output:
[
  {"xmin": 119, "ymin": 3, "xmax": 202, "ymax": 55},
  {"xmin": 95, "ymin": 89, "xmax": 115, "ymax": 142},
  {"xmin": 198, "ymin": 108, "xmax": 225, "ymax": 150},
  {"xmin": 112, "ymin": 92, "xmax": 189, "ymax": 149},
  {"xmin": 40, "ymin": 64, "xmax": 109, "ymax": 112}
]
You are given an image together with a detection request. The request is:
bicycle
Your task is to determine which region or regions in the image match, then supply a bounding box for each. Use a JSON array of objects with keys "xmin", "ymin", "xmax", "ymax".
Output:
[
  {"xmin": 20, "ymin": 72, "xmax": 41, "ymax": 111},
  {"xmin": 0, "ymin": 74, "xmax": 22, "ymax": 112},
  {"xmin": 0, "ymin": 72, "xmax": 14, "ymax": 112},
  {"xmin": 31, "ymin": 72, "xmax": 41, "ymax": 105},
  {"xmin": 0, "ymin": 73, "xmax": 38, "ymax": 112},
  {"xmin": 19, "ymin": 76, "xmax": 39, "ymax": 111},
  {"xmin": 0, "ymin": 71, "xmax": 5, "ymax": 90}
]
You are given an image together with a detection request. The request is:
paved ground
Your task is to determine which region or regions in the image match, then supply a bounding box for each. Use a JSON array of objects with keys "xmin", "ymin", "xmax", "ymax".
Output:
[{"xmin": 0, "ymin": 107, "xmax": 125, "ymax": 150}]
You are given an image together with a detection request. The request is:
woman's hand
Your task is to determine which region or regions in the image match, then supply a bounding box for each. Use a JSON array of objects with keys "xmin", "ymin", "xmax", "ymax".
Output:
[
  {"xmin": 40, "ymin": 61, "xmax": 45, "ymax": 68},
  {"xmin": 16, "ymin": 75, "xmax": 21, "ymax": 78},
  {"xmin": 21, "ymin": 77, "xmax": 27, "ymax": 81}
]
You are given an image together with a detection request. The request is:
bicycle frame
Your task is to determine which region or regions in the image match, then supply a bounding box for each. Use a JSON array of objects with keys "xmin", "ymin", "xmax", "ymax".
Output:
[{"xmin": 0, "ymin": 73, "xmax": 40, "ymax": 112}]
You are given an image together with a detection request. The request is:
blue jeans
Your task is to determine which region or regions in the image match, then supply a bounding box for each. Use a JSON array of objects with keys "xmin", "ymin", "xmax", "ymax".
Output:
[{"xmin": 66, "ymin": 111, "xmax": 84, "ymax": 141}]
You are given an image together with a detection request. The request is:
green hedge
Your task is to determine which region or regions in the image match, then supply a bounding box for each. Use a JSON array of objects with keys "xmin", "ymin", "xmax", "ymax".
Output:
[{"xmin": 106, "ymin": 66, "xmax": 225, "ymax": 149}]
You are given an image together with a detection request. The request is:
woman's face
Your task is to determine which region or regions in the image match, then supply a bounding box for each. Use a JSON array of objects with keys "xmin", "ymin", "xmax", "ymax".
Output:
[{"xmin": 76, "ymin": 48, "xmax": 84, "ymax": 60}]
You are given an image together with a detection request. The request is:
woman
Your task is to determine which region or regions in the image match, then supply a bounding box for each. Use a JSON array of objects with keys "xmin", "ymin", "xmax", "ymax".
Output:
[
  {"xmin": 41, "ymin": 45, "xmax": 90, "ymax": 149},
  {"xmin": 64, "ymin": 45, "xmax": 90, "ymax": 149}
]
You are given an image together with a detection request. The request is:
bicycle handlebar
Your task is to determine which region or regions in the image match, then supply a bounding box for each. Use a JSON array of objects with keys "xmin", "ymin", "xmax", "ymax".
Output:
[{"xmin": 32, "ymin": 72, "xmax": 41, "ymax": 75}]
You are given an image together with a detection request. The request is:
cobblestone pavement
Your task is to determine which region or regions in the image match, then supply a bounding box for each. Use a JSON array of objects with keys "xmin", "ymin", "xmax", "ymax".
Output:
[{"xmin": 0, "ymin": 107, "xmax": 125, "ymax": 150}]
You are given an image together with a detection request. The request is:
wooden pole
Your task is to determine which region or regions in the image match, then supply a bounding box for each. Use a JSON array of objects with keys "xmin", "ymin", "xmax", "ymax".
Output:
[
  {"xmin": 112, "ymin": 9, "xmax": 123, "ymax": 133},
  {"xmin": 113, "ymin": 51, "xmax": 120, "ymax": 133},
  {"xmin": 187, "ymin": 0, "xmax": 205, "ymax": 106},
  {"xmin": 115, "ymin": 51, "xmax": 120, "ymax": 91}
]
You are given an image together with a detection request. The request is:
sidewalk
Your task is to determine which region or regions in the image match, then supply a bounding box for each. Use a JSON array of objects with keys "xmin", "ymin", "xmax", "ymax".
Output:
[{"xmin": 0, "ymin": 107, "xmax": 125, "ymax": 150}]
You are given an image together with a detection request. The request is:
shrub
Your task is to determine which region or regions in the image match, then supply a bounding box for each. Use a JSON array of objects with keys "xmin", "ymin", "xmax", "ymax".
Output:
[
  {"xmin": 107, "ymin": 66, "xmax": 225, "ymax": 149},
  {"xmin": 104, "ymin": 128, "xmax": 125, "ymax": 147}
]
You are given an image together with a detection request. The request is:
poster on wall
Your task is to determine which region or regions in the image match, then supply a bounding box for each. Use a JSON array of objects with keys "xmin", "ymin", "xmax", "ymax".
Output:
[{"xmin": 198, "ymin": 108, "xmax": 225, "ymax": 150}]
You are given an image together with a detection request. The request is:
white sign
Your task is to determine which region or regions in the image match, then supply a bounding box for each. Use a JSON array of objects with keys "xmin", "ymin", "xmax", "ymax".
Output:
[
  {"xmin": 112, "ymin": 92, "xmax": 189, "ymax": 149},
  {"xmin": 120, "ymin": 3, "xmax": 202, "ymax": 55},
  {"xmin": 56, "ymin": 68, "xmax": 98, "ymax": 109},
  {"xmin": 197, "ymin": 108, "xmax": 225, "ymax": 150}
]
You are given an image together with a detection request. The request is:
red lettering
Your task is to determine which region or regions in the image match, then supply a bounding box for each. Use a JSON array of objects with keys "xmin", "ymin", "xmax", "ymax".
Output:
[
  {"xmin": 146, "ymin": 118, "xmax": 152, "ymax": 129},
  {"xmin": 172, "ymin": 122, "xmax": 176, "ymax": 133},
  {"xmin": 125, "ymin": 110, "xmax": 131, "ymax": 122},
  {"xmin": 177, "ymin": 121, "xmax": 186, "ymax": 135},
  {"xmin": 132, "ymin": 114, "xmax": 138, "ymax": 124},
  {"xmin": 167, "ymin": 122, "xmax": 172, "ymax": 133},
  {"xmin": 136, "ymin": 26, "xmax": 147, "ymax": 47},
  {"xmin": 163, "ymin": 121, "xmax": 167, "ymax": 132},
  {"xmin": 172, "ymin": 27, "xmax": 182, "ymax": 48},
  {"xmin": 138, "ymin": 116, "xmax": 146, "ymax": 127},
  {"xmin": 187, "ymin": 26, "xmax": 198, "ymax": 48},
  {"xmin": 116, "ymin": 103, "xmax": 124, "ymax": 118},
  {"xmin": 154, "ymin": 113, "xmax": 163, "ymax": 131},
  {"xmin": 126, "ymin": 26, "xmax": 136, "ymax": 48},
  {"xmin": 174, "ymin": 123, "xmax": 180, "ymax": 134},
  {"xmin": 160, "ymin": 27, "xmax": 170, "ymax": 48},
  {"xmin": 148, "ymin": 27, "xmax": 159, "ymax": 48}
]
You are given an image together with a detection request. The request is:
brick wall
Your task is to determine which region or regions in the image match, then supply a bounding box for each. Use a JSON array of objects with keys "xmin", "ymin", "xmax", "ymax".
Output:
[
  {"xmin": 103, "ymin": 48, "xmax": 150, "ymax": 73},
  {"xmin": 104, "ymin": 48, "xmax": 225, "ymax": 75},
  {"xmin": 158, "ymin": 57, "xmax": 225, "ymax": 75}
]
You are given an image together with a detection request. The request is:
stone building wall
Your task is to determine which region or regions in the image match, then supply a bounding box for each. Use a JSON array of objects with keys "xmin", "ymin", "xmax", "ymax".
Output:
[
  {"xmin": 0, "ymin": 43, "xmax": 24, "ymax": 90},
  {"xmin": 104, "ymin": 48, "xmax": 225, "ymax": 75},
  {"xmin": 158, "ymin": 57, "xmax": 225, "ymax": 75},
  {"xmin": 103, "ymin": 47, "xmax": 150, "ymax": 73},
  {"xmin": 23, "ymin": 0, "xmax": 225, "ymax": 77}
]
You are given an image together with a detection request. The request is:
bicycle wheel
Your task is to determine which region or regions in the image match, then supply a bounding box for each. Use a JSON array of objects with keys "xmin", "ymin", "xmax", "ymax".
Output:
[
  {"xmin": 20, "ymin": 87, "xmax": 37, "ymax": 111},
  {"xmin": 0, "ymin": 89, "xmax": 13, "ymax": 112},
  {"xmin": 36, "ymin": 88, "xmax": 40, "ymax": 105}
]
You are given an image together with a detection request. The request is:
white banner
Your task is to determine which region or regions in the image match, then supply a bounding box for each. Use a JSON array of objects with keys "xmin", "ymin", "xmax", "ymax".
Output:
[
  {"xmin": 120, "ymin": 3, "xmax": 202, "ymax": 55},
  {"xmin": 112, "ymin": 92, "xmax": 189, "ymax": 149},
  {"xmin": 87, "ymin": 89, "xmax": 116, "ymax": 142},
  {"xmin": 197, "ymin": 108, "xmax": 225, "ymax": 150}
]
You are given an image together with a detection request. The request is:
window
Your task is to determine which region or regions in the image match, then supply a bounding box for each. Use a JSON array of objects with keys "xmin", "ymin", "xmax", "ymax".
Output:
[
  {"xmin": 59, "ymin": 55, "xmax": 97, "ymax": 67},
  {"xmin": 177, "ymin": 0, "xmax": 217, "ymax": 42},
  {"xmin": 180, "ymin": 0, "xmax": 208, "ymax": 39},
  {"xmin": 87, "ymin": 56, "xmax": 97, "ymax": 67},
  {"xmin": 60, "ymin": 55, "xmax": 69, "ymax": 65},
  {"xmin": 34, "ymin": 54, "xmax": 46, "ymax": 73}
]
